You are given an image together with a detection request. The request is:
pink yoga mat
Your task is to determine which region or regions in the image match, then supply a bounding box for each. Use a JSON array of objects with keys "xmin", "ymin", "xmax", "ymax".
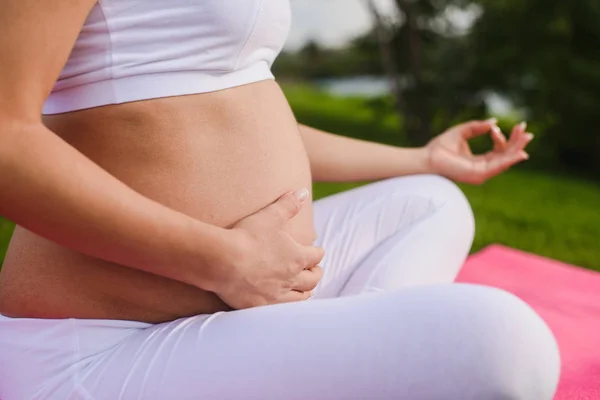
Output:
[{"xmin": 457, "ymin": 245, "xmax": 600, "ymax": 400}]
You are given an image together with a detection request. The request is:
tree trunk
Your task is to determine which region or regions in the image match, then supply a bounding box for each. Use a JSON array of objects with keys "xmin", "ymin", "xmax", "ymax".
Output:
[
  {"xmin": 394, "ymin": 0, "xmax": 431, "ymax": 145},
  {"xmin": 363, "ymin": 0, "xmax": 405, "ymax": 123}
]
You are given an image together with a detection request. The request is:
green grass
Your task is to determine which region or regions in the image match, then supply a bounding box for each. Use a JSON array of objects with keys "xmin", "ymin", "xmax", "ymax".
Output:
[
  {"xmin": 283, "ymin": 84, "xmax": 404, "ymax": 146},
  {"xmin": 0, "ymin": 218, "xmax": 15, "ymax": 267},
  {"xmin": 458, "ymin": 171, "xmax": 600, "ymax": 270}
]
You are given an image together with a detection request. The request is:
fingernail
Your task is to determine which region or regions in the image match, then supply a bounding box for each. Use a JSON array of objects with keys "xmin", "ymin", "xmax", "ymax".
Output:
[
  {"xmin": 521, "ymin": 151, "xmax": 530, "ymax": 160},
  {"xmin": 486, "ymin": 118, "xmax": 498, "ymax": 124},
  {"xmin": 293, "ymin": 188, "xmax": 309, "ymax": 203},
  {"xmin": 519, "ymin": 121, "xmax": 528, "ymax": 130},
  {"xmin": 525, "ymin": 133, "xmax": 535, "ymax": 141}
]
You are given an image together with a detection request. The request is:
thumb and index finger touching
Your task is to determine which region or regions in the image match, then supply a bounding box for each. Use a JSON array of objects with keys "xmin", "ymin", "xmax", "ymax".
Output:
[
  {"xmin": 458, "ymin": 118, "xmax": 503, "ymax": 140},
  {"xmin": 460, "ymin": 119, "xmax": 536, "ymax": 162},
  {"xmin": 460, "ymin": 118, "xmax": 533, "ymax": 146}
]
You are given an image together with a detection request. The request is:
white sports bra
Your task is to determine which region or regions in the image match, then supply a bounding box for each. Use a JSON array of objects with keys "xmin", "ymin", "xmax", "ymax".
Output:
[{"xmin": 43, "ymin": 0, "xmax": 291, "ymax": 115}]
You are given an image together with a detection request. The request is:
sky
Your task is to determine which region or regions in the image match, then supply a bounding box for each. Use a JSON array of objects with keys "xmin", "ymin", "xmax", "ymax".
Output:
[
  {"xmin": 284, "ymin": 1, "xmax": 510, "ymax": 112},
  {"xmin": 286, "ymin": 0, "xmax": 395, "ymax": 50},
  {"xmin": 286, "ymin": 0, "xmax": 479, "ymax": 51}
]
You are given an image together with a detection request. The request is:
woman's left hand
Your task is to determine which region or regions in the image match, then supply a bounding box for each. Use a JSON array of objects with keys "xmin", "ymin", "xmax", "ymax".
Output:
[{"xmin": 425, "ymin": 119, "xmax": 534, "ymax": 185}]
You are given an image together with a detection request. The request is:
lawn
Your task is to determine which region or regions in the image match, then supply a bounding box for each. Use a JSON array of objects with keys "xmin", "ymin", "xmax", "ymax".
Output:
[
  {"xmin": 0, "ymin": 85, "xmax": 598, "ymax": 272},
  {"xmin": 0, "ymin": 218, "xmax": 14, "ymax": 268}
]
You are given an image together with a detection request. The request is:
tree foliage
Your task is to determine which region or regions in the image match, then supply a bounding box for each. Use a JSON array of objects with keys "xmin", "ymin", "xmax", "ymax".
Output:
[
  {"xmin": 275, "ymin": 0, "xmax": 600, "ymax": 176},
  {"xmin": 469, "ymin": 0, "xmax": 600, "ymax": 175}
]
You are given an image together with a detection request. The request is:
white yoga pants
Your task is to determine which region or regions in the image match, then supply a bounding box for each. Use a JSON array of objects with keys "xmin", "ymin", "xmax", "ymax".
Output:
[{"xmin": 0, "ymin": 175, "xmax": 560, "ymax": 400}]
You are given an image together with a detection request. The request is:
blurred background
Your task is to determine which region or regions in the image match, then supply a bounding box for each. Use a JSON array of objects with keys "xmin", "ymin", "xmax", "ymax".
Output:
[{"xmin": 1, "ymin": 0, "xmax": 599, "ymax": 270}]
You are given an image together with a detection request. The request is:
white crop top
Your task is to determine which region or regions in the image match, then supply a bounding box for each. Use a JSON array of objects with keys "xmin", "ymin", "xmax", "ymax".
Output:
[{"xmin": 43, "ymin": 0, "xmax": 291, "ymax": 115}]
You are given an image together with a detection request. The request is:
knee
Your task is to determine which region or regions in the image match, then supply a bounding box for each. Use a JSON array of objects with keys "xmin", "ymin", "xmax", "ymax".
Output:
[
  {"xmin": 390, "ymin": 174, "xmax": 475, "ymax": 242},
  {"xmin": 428, "ymin": 175, "xmax": 475, "ymax": 246},
  {"xmin": 418, "ymin": 174, "xmax": 474, "ymax": 217},
  {"xmin": 385, "ymin": 174, "xmax": 473, "ymax": 211},
  {"xmin": 463, "ymin": 286, "xmax": 561, "ymax": 400}
]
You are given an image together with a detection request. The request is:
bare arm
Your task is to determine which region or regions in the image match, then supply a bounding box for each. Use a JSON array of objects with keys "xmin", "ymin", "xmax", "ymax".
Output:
[
  {"xmin": 0, "ymin": 1, "xmax": 324, "ymax": 308},
  {"xmin": 299, "ymin": 124, "xmax": 430, "ymax": 182},
  {"xmin": 0, "ymin": 0, "xmax": 230, "ymax": 290},
  {"xmin": 300, "ymin": 119, "xmax": 533, "ymax": 185}
]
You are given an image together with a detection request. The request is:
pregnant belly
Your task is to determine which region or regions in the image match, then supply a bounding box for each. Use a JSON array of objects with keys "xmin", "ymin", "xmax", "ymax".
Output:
[{"xmin": 0, "ymin": 81, "xmax": 315, "ymax": 323}]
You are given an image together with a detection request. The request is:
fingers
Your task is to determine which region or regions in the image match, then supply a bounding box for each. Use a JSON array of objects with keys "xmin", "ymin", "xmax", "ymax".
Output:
[
  {"xmin": 488, "ymin": 120, "xmax": 533, "ymax": 157},
  {"xmin": 508, "ymin": 121, "xmax": 534, "ymax": 154},
  {"xmin": 456, "ymin": 119, "xmax": 534, "ymax": 150},
  {"xmin": 279, "ymin": 290, "xmax": 314, "ymax": 304},
  {"xmin": 491, "ymin": 124, "xmax": 508, "ymax": 151},
  {"xmin": 481, "ymin": 150, "xmax": 528, "ymax": 179},
  {"xmin": 257, "ymin": 188, "xmax": 310, "ymax": 226},
  {"xmin": 303, "ymin": 245, "xmax": 325, "ymax": 267},
  {"xmin": 510, "ymin": 121, "xmax": 527, "ymax": 140},
  {"xmin": 473, "ymin": 141, "xmax": 531, "ymax": 182},
  {"xmin": 292, "ymin": 266, "xmax": 323, "ymax": 292},
  {"xmin": 280, "ymin": 267, "xmax": 322, "ymax": 304},
  {"xmin": 458, "ymin": 118, "xmax": 498, "ymax": 139},
  {"xmin": 454, "ymin": 119, "xmax": 535, "ymax": 184},
  {"xmin": 287, "ymin": 248, "xmax": 324, "ymax": 299}
]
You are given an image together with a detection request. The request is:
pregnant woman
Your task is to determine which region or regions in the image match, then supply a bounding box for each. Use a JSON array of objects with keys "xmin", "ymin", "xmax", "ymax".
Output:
[{"xmin": 0, "ymin": 1, "xmax": 559, "ymax": 399}]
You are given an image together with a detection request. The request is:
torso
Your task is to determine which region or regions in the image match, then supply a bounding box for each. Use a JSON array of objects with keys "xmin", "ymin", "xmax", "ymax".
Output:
[{"xmin": 0, "ymin": 81, "xmax": 316, "ymax": 323}]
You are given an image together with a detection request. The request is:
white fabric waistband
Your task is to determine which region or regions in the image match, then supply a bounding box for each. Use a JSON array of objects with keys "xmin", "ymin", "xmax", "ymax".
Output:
[{"xmin": 43, "ymin": 61, "xmax": 274, "ymax": 115}]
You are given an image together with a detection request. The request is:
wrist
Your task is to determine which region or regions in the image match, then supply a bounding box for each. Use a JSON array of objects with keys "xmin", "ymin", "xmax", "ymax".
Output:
[
  {"xmin": 402, "ymin": 146, "xmax": 434, "ymax": 175},
  {"xmin": 188, "ymin": 224, "xmax": 246, "ymax": 293},
  {"xmin": 171, "ymin": 219, "xmax": 235, "ymax": 292}
]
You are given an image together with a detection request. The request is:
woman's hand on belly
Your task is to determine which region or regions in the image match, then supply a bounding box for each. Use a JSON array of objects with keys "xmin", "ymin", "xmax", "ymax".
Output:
[
  {"xmin": 210, "ymin": 190, "xmax": 324, "ymax": 310},
  {"xmin": 1, "ymin": 81, "xmax": 319, "ymax": 321}
]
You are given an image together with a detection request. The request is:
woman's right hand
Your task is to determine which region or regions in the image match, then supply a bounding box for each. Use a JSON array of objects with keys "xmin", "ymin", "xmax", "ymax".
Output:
[{"xmin": 212, "ymin": 189, "xmax": 325, "ymax": 310}]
